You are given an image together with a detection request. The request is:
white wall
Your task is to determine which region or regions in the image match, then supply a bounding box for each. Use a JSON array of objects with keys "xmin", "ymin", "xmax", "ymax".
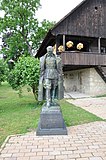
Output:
[
  {"xmin": 89, "ymin": 68, "xmax": 106, "ymax": 95},
  {"xmin": 64, "ymin": 68, "xmax": 106, "ymax": 96}
]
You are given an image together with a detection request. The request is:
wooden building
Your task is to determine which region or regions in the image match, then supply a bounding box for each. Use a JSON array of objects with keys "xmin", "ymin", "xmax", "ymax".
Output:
[{"xmin": 36, "ymin": 0, "xmax": 106, "ymax": 96}]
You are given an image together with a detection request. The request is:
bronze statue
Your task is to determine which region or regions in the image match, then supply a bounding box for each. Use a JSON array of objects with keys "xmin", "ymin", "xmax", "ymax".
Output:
[{"xmin": 38, "ymin": 46, "xmax": 64, "ymax": 107}]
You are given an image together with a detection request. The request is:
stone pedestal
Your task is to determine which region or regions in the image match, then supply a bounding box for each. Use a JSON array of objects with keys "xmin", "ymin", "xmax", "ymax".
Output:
[{"xmin": 36, "ymin": 105, "xmax": 67, "ymax": 136}]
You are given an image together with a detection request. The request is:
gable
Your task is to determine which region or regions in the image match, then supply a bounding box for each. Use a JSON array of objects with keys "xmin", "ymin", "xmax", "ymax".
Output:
[{"xmin": 52, "ymin": 0, "xmax": 106, "ymax": 38}]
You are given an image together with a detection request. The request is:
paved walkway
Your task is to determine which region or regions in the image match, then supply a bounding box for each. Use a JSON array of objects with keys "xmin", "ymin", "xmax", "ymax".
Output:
[
  {"xmin": 67, "ymin": 97, "xmax": 106, "ymax": 119},
  {"xmin": 0, "ymin": 121, "xmax": 106, "ymax": 160}
]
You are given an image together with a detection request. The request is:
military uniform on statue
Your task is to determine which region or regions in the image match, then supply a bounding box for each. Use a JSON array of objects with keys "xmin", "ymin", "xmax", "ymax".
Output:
[
  {"xmin": 38, "ymin": 46, "xmax": 64, "ymax": 107},
  {"xmin": 36, "ymin": 46, "xmax": 67, "ymax": 136}
]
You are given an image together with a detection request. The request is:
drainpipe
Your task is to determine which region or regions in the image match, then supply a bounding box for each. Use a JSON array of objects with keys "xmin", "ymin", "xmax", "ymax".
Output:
[
  {"xmin": 63, "ymin": 35, "xmax": 65, "ymax": 51},
  {"xmin": 98, "ymin": 37, "xmax": 101, "ymax": 54}
]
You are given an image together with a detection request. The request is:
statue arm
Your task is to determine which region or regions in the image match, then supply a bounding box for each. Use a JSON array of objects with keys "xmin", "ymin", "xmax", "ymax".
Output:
[
  {"xmin": 56, "ymin": 56, "xmax": 63, "ymax": 77},
  {"xmin": 40, "ymin": 57, "xmax": 45, "ymax": 76}
]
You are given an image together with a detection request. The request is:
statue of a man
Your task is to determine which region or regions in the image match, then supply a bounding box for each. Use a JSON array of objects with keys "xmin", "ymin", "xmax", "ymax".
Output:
[{"xmin": 38, "ymin": 46, "xmax": 64, "ymax": 107}]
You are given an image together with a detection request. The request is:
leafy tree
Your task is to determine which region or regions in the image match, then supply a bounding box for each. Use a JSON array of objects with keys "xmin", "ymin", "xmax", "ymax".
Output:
[
  {"xmin": 0, "ymin": 59, "xmax": 8, "ymax": 85},
  {"xmin": 0, "ymin": 0, "xmax": 55, "ymax": 60},
  {"xmin": 8, "ymin": 56, "xmax": 40, "ymax": 100}
]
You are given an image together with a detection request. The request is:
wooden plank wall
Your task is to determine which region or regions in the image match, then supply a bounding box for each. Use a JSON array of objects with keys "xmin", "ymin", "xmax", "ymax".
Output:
[
  {"xmin": 52, "ymin": 0, "xmax": 106, "ymax": 38},
  {"xmin": 61, "ymin": 52, "xmax": 106, "ymax": 66}
]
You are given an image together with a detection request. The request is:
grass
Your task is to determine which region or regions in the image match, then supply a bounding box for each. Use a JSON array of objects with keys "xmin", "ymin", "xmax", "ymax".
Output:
[
  {"xmin": 95, "ymin": 94, "xmax": 106, "ymax": 98},
  {"xmin": 0, "ymin": 82, "xmax": 41, "ymax": 146},
  {"xmin": 59, "ymin": 100, "xmax": 103, "ymax": 126},
  {"xmin": 0, "ymin": 82, "xmax": 103, "ymax": 146}
]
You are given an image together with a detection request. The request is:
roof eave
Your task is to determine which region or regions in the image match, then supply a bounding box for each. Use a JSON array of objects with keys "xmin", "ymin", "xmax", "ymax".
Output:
[{"xmin": 35, "ymin": 30, "xmax": 55, "ymax": 58}]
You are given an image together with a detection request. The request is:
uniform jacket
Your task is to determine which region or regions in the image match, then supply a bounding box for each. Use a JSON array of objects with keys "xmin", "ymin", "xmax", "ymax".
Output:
[{"xmin": 38, "ymin": 53, "xmax": 64, "ymax": 101}]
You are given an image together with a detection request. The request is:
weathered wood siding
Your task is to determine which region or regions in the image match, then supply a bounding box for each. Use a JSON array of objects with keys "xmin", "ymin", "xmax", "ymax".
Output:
[
  {"xmin": 52, "ymin": 0, "xmax": 106, "ymax": 38},
  {"xmin": 61, "ymin": 52, "xmax": 106, "ymax": 66}
]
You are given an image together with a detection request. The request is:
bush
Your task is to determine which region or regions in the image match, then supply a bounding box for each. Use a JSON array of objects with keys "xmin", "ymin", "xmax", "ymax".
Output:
[{"xmin": 8, "ymin": 56, "xmax": 40, "ymax": 100}]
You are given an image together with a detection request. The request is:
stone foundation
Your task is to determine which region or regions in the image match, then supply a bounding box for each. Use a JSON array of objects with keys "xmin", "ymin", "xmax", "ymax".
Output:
[{"xmin": 64, "ymin": 68, "xmax": 106, "ymax": 96}]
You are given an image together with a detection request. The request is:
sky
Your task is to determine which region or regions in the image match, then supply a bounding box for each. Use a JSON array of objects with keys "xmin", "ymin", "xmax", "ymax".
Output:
[
  {"xmin": 37, "ymin": 0, "xmax": 83, "ymax": 22},
  {"xmin": 0, "ymin": 0, "xmax": 83, "ymax": 48}
]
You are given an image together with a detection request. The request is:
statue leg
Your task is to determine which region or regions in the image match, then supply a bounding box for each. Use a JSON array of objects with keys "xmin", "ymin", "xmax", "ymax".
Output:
[
  {"xmin": 51, "ymin": 79, "xmax": 58, "ymax": 105},
  {"xmin": 46, "ymin": 88, "xmax": 51, "ymax": 107},
  {"xmin": 52, "ymin": 88, "xmax": 55, "ymax": 100},
  {"xmin": 44, "ymin": 79, "xmax": 51, "ymax": 107}
]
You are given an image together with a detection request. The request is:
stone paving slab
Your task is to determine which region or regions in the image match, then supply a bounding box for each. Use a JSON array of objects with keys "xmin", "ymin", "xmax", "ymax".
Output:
[
  {"xmin": 0, "ymin": 121, "xmax": 106, "ymax": 160},
  {"xmin": 67, "ymin": 97, "xmax": 106, "ymax": 119}
]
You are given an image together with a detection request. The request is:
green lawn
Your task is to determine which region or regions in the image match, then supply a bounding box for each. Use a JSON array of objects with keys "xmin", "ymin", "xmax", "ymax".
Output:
[
  {"xmin": 0, "ymin": 82, "xmax": 103, "ymax": 146},
  {"xmin": 0, "ymin": 82, "xmax": 41, "ymax": 146},
  {"xmin": 60, "ymin": 100, "xmax": 103, "ymax": 126},
  {"xmin": 95, "ymin": 94, "xmax": 106, "ymax": 98}
]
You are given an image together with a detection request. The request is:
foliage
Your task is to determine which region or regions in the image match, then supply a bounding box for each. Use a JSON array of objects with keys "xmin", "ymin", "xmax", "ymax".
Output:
[
  {"xmin": 0, "ymin": 0, "xmax": 55, "ymax": 60},
  {"xmin": 8, "ymin": 56, "xmax": 40, "ymax": 100},
  {"xmin": 0, "ymin": 59, "xmax": 8, "ymax": 84}
]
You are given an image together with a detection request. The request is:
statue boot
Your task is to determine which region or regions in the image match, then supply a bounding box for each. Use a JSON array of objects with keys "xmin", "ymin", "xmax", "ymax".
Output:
[
  {"xmin": 51, "ymin": 88, "xmax": 58, "ymax": 106},
  {"xmin": 46, "ymin": 89, "xmax": 51, "ymax": 107}
]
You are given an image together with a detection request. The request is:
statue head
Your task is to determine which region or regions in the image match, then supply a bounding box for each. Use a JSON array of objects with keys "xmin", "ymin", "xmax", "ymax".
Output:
[{"xmin": 47, "ymin": 46, "xmax": 53, "ymax": 54}]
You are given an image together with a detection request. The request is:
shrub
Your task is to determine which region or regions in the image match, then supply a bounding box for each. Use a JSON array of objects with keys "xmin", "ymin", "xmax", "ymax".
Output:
[{"xmin": 8, "ymin": 56, "xmax": 40, "ymax": 100}]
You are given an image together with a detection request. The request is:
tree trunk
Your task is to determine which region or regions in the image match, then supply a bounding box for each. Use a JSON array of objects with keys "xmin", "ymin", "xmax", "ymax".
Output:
[{"xmin": 32, "ymin": 85, "xmax": 38, "ymax": 101}]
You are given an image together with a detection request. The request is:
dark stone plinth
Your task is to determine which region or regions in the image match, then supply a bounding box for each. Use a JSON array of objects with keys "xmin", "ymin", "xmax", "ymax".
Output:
[{"xmin": 36, "ymin": 105, "xmax": 67, "ymax": 136}]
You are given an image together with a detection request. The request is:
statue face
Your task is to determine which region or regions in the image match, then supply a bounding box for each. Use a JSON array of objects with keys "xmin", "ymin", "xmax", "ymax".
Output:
[{"xmin": 47, "ymin": 46, "xmax": 53, "ymax": 54}]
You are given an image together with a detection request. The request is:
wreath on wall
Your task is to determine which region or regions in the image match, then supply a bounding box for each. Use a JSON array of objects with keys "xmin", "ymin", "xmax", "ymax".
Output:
[
  {"xmin": 58, "ymin": 45, "xmax": 64, "ymax": 52},
  {"xmin": 77, "ymin": 43, "xmax": 84, "ymax": 50},
  {"xmin": 66, "ymin": 41, "xmax": 74, "ymax": 48}
]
